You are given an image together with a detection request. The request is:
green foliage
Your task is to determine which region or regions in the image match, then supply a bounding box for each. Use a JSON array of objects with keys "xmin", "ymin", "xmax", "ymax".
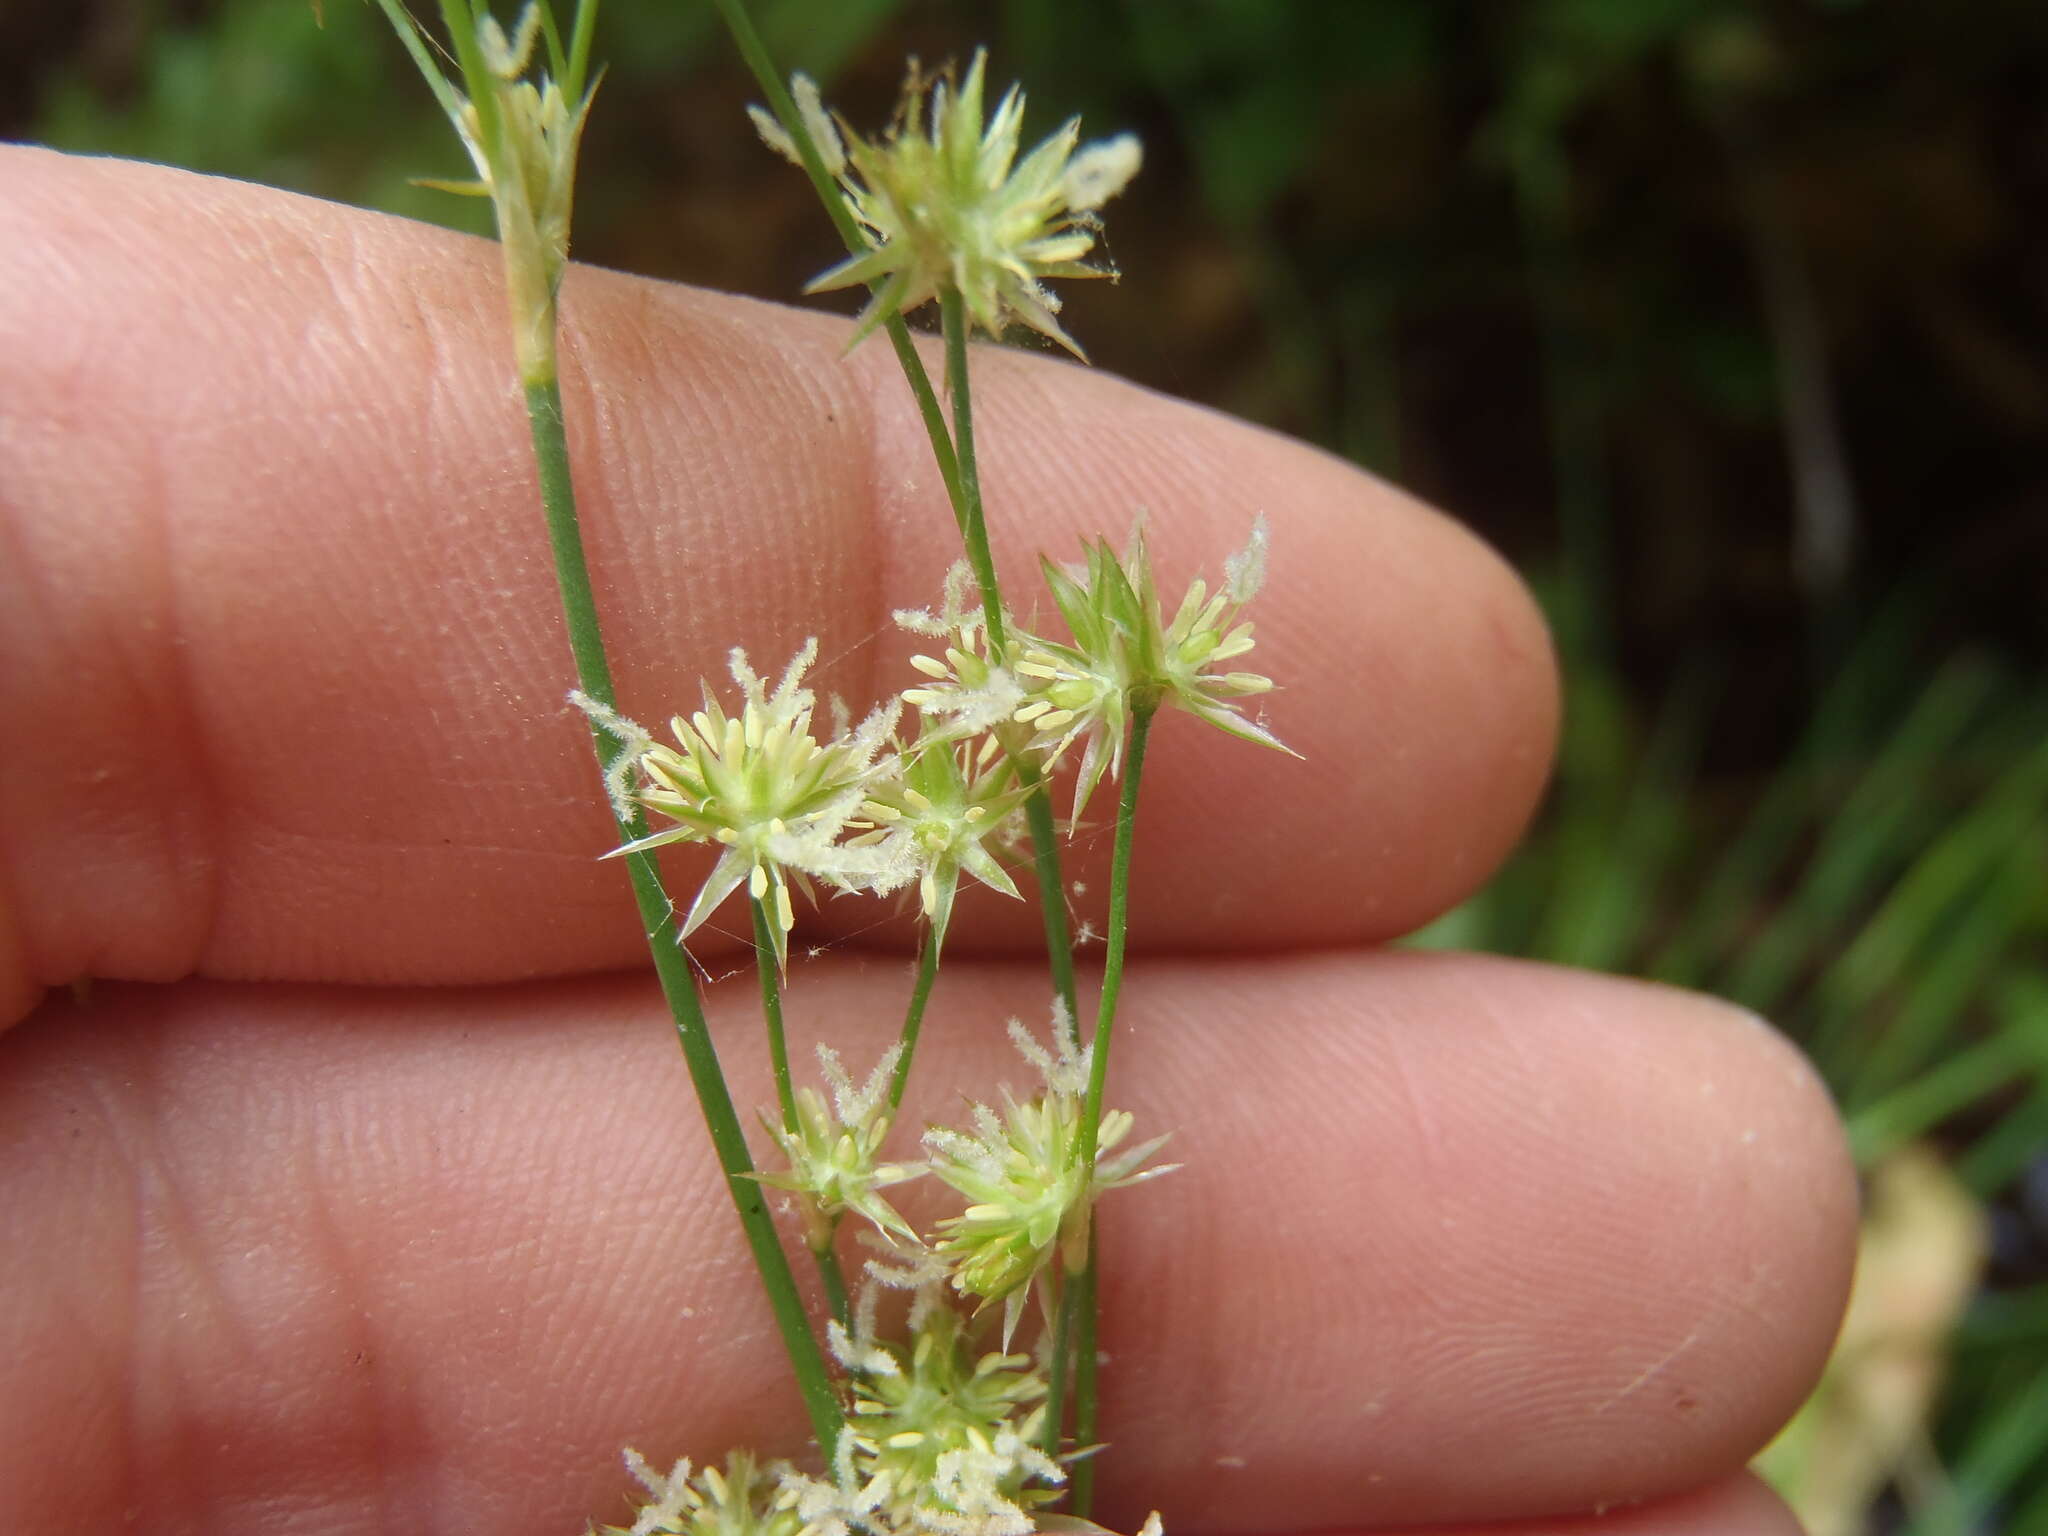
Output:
[
  {"xmin": 37, "ymin": 0, "xmax": 489, "ymax": 234},
  {"xmin": 1408, "ymin": 606, "xmax": 2048, "ymax": 1529}
]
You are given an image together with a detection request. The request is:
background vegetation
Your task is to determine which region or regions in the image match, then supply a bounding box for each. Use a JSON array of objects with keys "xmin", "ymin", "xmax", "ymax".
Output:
[{"xmin": 9, "ymin": 2, "xmax": 2045, "ymax": 1531}]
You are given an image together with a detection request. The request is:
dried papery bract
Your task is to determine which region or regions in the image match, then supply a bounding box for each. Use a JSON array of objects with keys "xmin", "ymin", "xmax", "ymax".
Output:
[{"xmin": 374, "ymin": 0, "xmax": 600, "ymax": 384}]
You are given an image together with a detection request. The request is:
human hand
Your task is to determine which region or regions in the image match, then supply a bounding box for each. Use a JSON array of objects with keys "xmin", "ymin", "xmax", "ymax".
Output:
[{"xmin": 0, "ymin": 148, "xmax": 1855, "ymax": 1536}]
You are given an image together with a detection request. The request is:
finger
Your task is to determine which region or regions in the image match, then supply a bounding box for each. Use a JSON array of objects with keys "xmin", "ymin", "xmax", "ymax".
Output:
[
  {"xmin": 0, "ymin": 955, "xmax": 1853, "ymax": 1532},
  {"xmin": 1367, "ymin": 1471, "xmax": 1803, "ymax": 1534},
  {"xmin": 0, "ymin": 148, "xmax": 1556, "ymax": 1019}
]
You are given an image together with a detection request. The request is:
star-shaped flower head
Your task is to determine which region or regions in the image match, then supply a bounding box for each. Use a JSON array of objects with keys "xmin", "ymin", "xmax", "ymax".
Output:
[
  {"xmin": 925, "ymin": 1007, "xmax": 1174, "ymax": 1343},
  {"xmin": 604, "ymin": 1448, "xmax": 807, "ymax": 1536},
  {"xmin": 373, "ymin": 0, "xmax": 600, "ymax": 384},
  {"xmin": 895, "ymin": 561, "xmax": 1030, "ymax": 747},
  {"xmin": 854, "ymin": 736, "xmax": 1030, "ymax": 954},
  {"xmin": 812, "ymin": 1300, "xmax": 1060, "ymax": 1536},
  {"xmin": 751, "ymin": 52, "xmax": 1141, "ymax": 358},
  {"xmin": 754, "ymin": 1044, "xmax": 925, "ymax": 1253},
  {"xmin": 609, "ymin": 640, "xmax": 898, "ymax": 969},
  {"xmin": 1016, "ymin": 517, "xmax": 1294, "ymax": 824}
]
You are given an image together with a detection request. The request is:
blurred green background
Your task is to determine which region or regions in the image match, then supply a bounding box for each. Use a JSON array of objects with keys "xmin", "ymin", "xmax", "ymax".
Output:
[{"xmin": 8, "ymin": 2, "xmax": 2047, "ymax": 1531}]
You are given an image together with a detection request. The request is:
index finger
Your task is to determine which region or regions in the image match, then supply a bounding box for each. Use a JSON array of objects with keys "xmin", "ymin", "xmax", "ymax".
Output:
[{"xmin": 0, "ymin": 149, "xmax": 1556, "ymax": 1017}]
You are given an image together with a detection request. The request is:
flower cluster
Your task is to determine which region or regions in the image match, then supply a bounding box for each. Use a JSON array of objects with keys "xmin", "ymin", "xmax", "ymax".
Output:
[
  {"xmin": 613, "ymin": 1298, "xmax": 1110, "ymax": 1536},
  {"xmin": 605, "ymin": 1450, "xmax": 808, "ymax": 1536},
  {"xmin": 926, "ymin": 1012, "xmax": 1173, "ymax": 1342},
  {"xmin": 903, "ymin": 520, "xmax": 1292, "ymax": 825},
  {"xmin": 590, "ymin": 516, "xmax": 1283, "ymax": 968},
  {"xmin": 599, "ymin": 641, "xmax": 901, "ymax": 968},
  {"xmin": 377, "ymin": 17, "xmax": 1266, "ymax": 1536},
  {"xmin": 812, "ymin": 1300, "xmax": 1061, "ymax": 1536},
  {"xmin": 751, "ymin": 52, "xmax": 1141, "ymax": 356},
  {"xmin": 754, "ymin": 1044, "xmax": 924, "ymax": 1253},
  {"xmin": 746, "ymin": 1008, "xmax": 1169, "ymax": 1339},
  {"xmin": 852, "ymin": 738, "xmax": 1030, "ymax": 953}
]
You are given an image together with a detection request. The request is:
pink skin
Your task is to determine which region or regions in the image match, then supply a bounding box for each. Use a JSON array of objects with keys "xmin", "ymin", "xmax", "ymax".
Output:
[{"xmin": 0, "ymin": 148, "xmax": 1855, "ymax": 1535}]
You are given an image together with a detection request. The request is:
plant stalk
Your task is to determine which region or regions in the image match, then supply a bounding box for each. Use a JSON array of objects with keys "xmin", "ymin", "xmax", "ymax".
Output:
[
  {"xmin": 524, "ymin": 379, "xmax": 843, "ymax": 1456},
  {"xmin": 1070, "ymin": 1235, "xmax": 1101, "ymax": 1516},
  {"xmin": 940, "ymin": 288, "xmax": 1008, "ymax": 655},
  {"xmin": 1043, "ymin": 1270, "xmax": 1079, "ymax": 1460},
  {"xmin": 887, "ymin": 932, "xmax": 943, "ymax": 1114},
  {"xmin": 751, "ymin": 893, "xmax": 800, "ymax": 1133},
  {"xmin": 705, "ymin": 0, "xmax": 960, "ymax": 501},
  {"xmin": 1019, "ymin": 760, "xmax": 1080, "ymax": 1025},
  {"xmin": 1052, "ymin": 705, "xmax": 1155, "ymax": 1482},
  {"xmin": 812, "ymin": 1235, "xmax": 852, "ymax": 1330}
]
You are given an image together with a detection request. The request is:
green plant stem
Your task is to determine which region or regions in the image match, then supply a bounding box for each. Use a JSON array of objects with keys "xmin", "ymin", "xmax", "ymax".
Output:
[
  {"xmin": 813, "ymin": 1229, "xmax": 852, "ymax": 1331},
  {"xmin": 1043, "ymin": 1272, "xmax": 1079, "ymax": 1460},
  {"xmin": 1081, "ymin": 705, "xmax": 1154, "ymax": 1077},
  {"xmin": 749, "ymin": 887, "xmax": 846, "ymax": 1346},
  {"xmin": 523, "ymin": 379, "xmax": 842, "ymax": 1456},
  {"xmin": 703, "ymin": 1, "xmax": 1090, "ymax": 1044},
  {"xmin": 887, "ymin": 932, "xmax": 943, "ymax": 1114},
  {"xmin": 1019, "ymin": 762, "xmax": 1080, "ymax": 1025},
  {"xmin": 1070, "ymin": 1235, "xmax": 1101, "ymax": 1516},
  {"xmin": 935, "ymin": 289, "xmax": 1085, "ymax": 1024},
  {"xmin": 751, "ymin": 894, "xmax": 800, "ymax": 1133},
  {"xmin": 940, "ymin": 288, "xmax": 1009, "ymax": 655},
  {"xmin": 705, "ymin": 0, "xmax": 960, "ymax": 501},
  {"xmin": 1052, "ymin": 705, "xmax": 1155, "ymax": 1484}
]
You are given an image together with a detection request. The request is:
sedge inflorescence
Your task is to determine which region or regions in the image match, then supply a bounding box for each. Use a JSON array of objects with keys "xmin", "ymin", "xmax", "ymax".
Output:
[
  {"xmin": 375, "ymin": 12, "xmax": 1294, "ymax": 1536},
  {"xmin": 751, "ymin": 52, "xmax": 1141, "ymax": 357},
  {"xmin": 605, "ymin": 1012, "xmax": 1173, "ymax": 1536},
  {"xmin": 569, "ymin": 282, "xmax": 1280, "ymax": 1536},
  {"xmin": 587, "ymin": 515, "xmax": 1287, "ymax": 963}
]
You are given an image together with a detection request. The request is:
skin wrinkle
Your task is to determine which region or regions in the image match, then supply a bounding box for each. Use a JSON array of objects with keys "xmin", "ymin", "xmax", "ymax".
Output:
[
  {"xmin": 147, "ymin": 397, "xmax": 231, "ymax": 997},
  {"xmin": 295, "ymin": 1097, "xmax": 418, "ymax": 1533}
]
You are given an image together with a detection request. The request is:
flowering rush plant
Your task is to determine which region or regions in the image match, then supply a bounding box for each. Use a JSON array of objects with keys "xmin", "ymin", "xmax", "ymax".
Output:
[{"xmin": 373, "ymin": 4, "xmax": 1293, "ymax": 1533}]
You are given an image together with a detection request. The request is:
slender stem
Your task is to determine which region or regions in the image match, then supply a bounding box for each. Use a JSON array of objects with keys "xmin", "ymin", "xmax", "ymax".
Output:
[
  {"xmin": 1018, "ymin": 761, "xmax": 1079, "ymax": 1025},
  {"xmin": 751, "ymin": 894, "xmax": 800, "ymax": 1133},
  {"xmin": 887, "ymin": 931, "xmax": 943, "ymax": 1114},
  {"xmin": 1062, "ymin": 706, "xmax": 1155, "ymax": 1484},
  {"xmin": 703, "ymin": 9, "xmax": 1084, "ymax": 1056},
  {"xmin": 526, "ymin": 380, "xmax": 617, "ymax": 703},
  {"xmin": 705, "ymin": 0, "xmax": 960, "ymax": 501},
  {"xmin": 936, "ymin": 292, "xmax": 1084, "ymax": 1029},
  {"xmin": 813, "ymin": 1234, "xmax": 852, "ymax": 1331},
  {"xmin": 1042, "ymin": 1272, "xmax": 1078, "ymax": 1459},
  {"xmin": 524, "ymin": 381, "xmax": 843, "ymax": 1456},
  {"xmin": 1069, "ymin": 1234, "xmax": 1101, "ymax": 1516},
  {"xmin": 941, "ymin": 288, "xmax": 1009, "ymax": 655},
  {"xmin": 1080, "ymin": 706, "xmax": 1154, "ymax": 1079}
]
